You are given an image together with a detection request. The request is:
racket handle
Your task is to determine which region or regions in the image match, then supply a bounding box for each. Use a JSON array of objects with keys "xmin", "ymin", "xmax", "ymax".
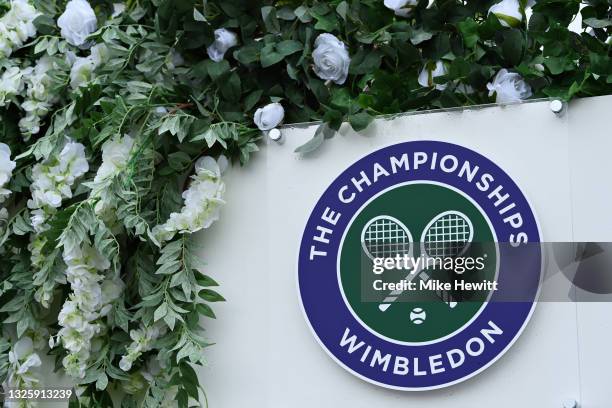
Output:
[
  {"xmin": 378, "ymin": 266, "xmax": 424, "ymax": 312},
  {"xmin": 378, "ymin": 268, "xmax": 458, "ymax": 311}
]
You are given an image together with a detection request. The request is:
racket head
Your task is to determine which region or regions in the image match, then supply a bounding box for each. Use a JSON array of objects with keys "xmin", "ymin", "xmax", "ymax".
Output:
[
  {"xmin": 420, "ymin": 210, "xmax": 474, "ymax": 258},
  {"xmin": 361, "ymin": 215, "xmax": 413, "ymax": 262}
]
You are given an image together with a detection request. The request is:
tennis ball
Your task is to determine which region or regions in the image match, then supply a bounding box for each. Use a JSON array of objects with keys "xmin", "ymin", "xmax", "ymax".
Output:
[{"xmin": 410, "ymin": 307, "xmax": 426, "ymax": 325}]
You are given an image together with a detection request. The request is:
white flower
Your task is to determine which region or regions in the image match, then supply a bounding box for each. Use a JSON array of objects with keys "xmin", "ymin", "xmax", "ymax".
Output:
[
  {"xmin": 100, "ymin": 277, "xmax": 124, "ymax": 305},
  {"xmin": 488, "ymin": 0, "xmax": 523, "ymax": 28},
  {"xmin": 384, "ymin": 0, "xmax": 418, "ymax": 17},
  {"xmin": 70, "ymin": 56, "xmax": 96, "ymax": 88},
  {"xmin": 0, "ymin": 66, "xmax": 27, "ymax": 106},
  {"xmin": 152, "ymin": 156, "xmax": 225, "ymax": 243},
  {"xmin": 254, "ymin": 102, "xmax": 285, "ymax": 131},
  {"xmin": 206, "ymin": 28, "xmax": 238, "ymax": 62},
  {"xmin": 6, "ymin": 336, "xmax": 42, "ymax": 389},
  {"xmin": 94, "ymin": 135, "xmax": 134, "ymax": 183},
  {"xmin": 119, "ymin": 356, "xmax": 133, "ymax": 371},
  {"xmin": 68, "ymin": 44, "xmax": 108, "ymax": 90},
  {"xmin": 418, "ymin": 60, "xmax": 448, "ymax": 90},
  {"xmin": 57, "ymin": 243, "xmax": 120, "ymax": 380},
  {"xmin": 312, "ymin": 33, "xmax": 350, "ymax": 85},
  {"xmin": 12, "ymin": 337, "xmax": 34, "ymax": 360},
  {"xmin": 57, "ymin": 0, "xmax": 97, "ymax": 48},
  {"xmin": 487, "ymin": 68, "xmax": 532, "ymax": 104},
  {"xmin": 119, "ymin": 323, "xmax": 167, "ymax": 372},
  {"xmin": 28, "ymin": 140, "xmax": 89, "ymax": 231},
  {"xmin": 0, "ymin": 143, "xmax": 16, "ymax": 203},
  {"xmin": 19, "ymin": 55, "xmax": 60, "ymax": 137},
  {"xmin": 89, "ymin": 43, "xmax": 108, "ymax": 65}
]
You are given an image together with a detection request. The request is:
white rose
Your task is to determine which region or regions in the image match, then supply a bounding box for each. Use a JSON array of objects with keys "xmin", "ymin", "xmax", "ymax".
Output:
[
  {"xmin": 418, "ymin": 60, "xmax": 448, "ymax": 90},
  {"xmin": 57, "ymin": 0, "xmax": 98, "ymax": 48},
  {"xmin": 486, "ymin": 68, "xmax": 532, "ymax": 104},
  {"xmin": 384, "ymin": 0, "xmax": 418, "ymax": 17},
  {"xmin": 253, "ymin": 102, "xmax": 285, "ymax": 131},
  {"xmin": 206, "ymin": 28, "xmax": 238, "ymax": 63},
  {"xmin": 312, "ymin": 33, "xmax": 350, "ymax": 85},
  {"xmin": 488, "ymin": 0, "xmax": 523, "ymax": 28}
]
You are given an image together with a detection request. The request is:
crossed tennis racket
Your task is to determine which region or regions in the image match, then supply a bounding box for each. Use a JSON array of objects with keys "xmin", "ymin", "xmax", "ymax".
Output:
[{"xmin": 360, "ymin": 211, "xmax": 474, "ymax": 312}]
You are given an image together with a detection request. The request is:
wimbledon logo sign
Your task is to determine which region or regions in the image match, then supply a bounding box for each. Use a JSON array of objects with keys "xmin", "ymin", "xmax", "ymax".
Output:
[{"xmin": 297, "ymin": 141, "xmax": 542, "ymax": 390}]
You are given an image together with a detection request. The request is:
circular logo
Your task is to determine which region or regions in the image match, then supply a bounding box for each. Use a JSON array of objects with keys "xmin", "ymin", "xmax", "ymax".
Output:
[{"xmin": 297, "ymin": 141, "xmax": 542, "ymax": 390}]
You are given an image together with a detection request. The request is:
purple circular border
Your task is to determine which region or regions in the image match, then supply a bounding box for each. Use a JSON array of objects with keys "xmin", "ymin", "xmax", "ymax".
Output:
[{"xmin": 298, "ymin": 141, "xmax": 541, "ymax": 390}]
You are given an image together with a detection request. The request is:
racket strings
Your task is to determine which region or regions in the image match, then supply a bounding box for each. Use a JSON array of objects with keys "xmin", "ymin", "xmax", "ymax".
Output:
[
  {"xmin": 423, "ymin": 214, "xmax": 471, "ymax": 258},
  {"xmin": 363, "ymin": 218, "xmax": 411, "ymax": 259}
]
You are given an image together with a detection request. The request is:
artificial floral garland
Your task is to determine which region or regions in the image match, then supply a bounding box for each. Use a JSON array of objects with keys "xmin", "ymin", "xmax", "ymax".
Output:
[{"xmin": 0, "ymin": 0, "xmax": 609, "ymax": 406}]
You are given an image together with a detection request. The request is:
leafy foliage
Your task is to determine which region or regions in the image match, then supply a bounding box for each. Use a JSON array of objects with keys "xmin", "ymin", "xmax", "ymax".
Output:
[{"xmin": 0, "ymin": 0, "xmax": 610, "ymax": 406}]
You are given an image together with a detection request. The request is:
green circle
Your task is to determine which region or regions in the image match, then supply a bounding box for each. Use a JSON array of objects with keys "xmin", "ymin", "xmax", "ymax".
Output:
[{"xmin": 339, "ymin": 183, "xmax": 497, "ymax": 343}]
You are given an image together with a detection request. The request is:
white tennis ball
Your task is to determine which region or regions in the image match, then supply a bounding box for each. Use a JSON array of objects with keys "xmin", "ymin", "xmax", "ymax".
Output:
[{"xmin": 410, "ymin": 307, "xmax": 426, "ymax": 325}]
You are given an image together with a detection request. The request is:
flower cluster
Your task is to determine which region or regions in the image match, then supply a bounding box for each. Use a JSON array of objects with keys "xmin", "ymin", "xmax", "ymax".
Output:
[
  {"xmin": 0, "ymin": 0, "xmax": 40, "ymax": 59},
  {"xmin": 27, "ymin": 140, "xmax": 89, "ymax": 232},
  {"xmin": 119, "ymin": 323, "xmax": 167, "ymax": 372},
  {"xmin": 90, "ymin": 134, "xmax": 134, "ymax": 229},
  {"xmin": 52, "ymin": 244, "xmax": 123, "ymax": 379},
  {"xmin": 19, "ymin": 56, "xmax": 63, "ymax": 137},
  {"xmin": 152, "ymin": 156, "xmax": 226, "ymax": 243}
]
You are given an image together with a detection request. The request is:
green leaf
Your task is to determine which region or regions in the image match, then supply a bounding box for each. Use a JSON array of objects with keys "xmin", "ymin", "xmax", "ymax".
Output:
[
  {"xmin": 583, "ymin": 18, "xmax": 612, "ymax": 28},
  {"xmin": 457, "ymin": 18, "xmax": 479, "ymax": 48},
  {"xmin": 154, "ymin": 302, "xmax": 168, "ymax": 322},
  {"xmin": 276, "ymin": 40, "xmax": 303, "ymax": 57},
  {"xmin": 167, "ymin": 152, "xmax": 191, "ymax": 172},
  {"xmin": 336, "ymin": 1, "xmax": 349, "ymax": 21},
  {"xmin": 349, "ymin": 50, "xmax": 383, "ymax": 75},
  {"xmin": 410, "ymin": 29, "xmax": 433, "ymax": 45},
  {"xmin": 193, "ymin": 8, "xmax": 207, "ymax": 22},
  {"xmin": 349, "ymin": 111, "xmax": 374, "ymax": 132},
  {"xmin": 221, "ymin": 72, "xmax": 242, "ymax": 102},
  {"xmin": 207, "ymin": 60, "xmax": 231, "ymax": 81},
  {"xmin": 199, "ymin": 289, "xmax": 225, "ymax": 302},
  {"xmin": 501, "ymin": 29, "xmax": 524, "ymax": 66},
  {"xmin": 294, "ymin": 123, "xmax": 334, "ymax": 154},
  {"xmin": 234, "ymin": 43, "xmax": 262, "ymax": 65},
  {"xmin": 294, "ymin": 6, "xmax": 312, "ymax": 23},
  {"xmin": 197, "ymin": 303, "xmax": 216, "ymax": 319},
  {"xmin": 260, "ymin": 44, "xmax": 284, "ymax": 68},
  {"xmin": 261, "ymin": 6, "xmax": 280, "ymax": 34},
  {"xmin": 96, "ymin": 373, "xmax": 109, "ymax": 391}
]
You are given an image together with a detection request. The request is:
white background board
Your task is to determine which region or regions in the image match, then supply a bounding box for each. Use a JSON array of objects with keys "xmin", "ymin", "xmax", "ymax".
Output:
[{"xmin": 197, "ymin": 96, "xmax": 612, "ymax": 408}]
